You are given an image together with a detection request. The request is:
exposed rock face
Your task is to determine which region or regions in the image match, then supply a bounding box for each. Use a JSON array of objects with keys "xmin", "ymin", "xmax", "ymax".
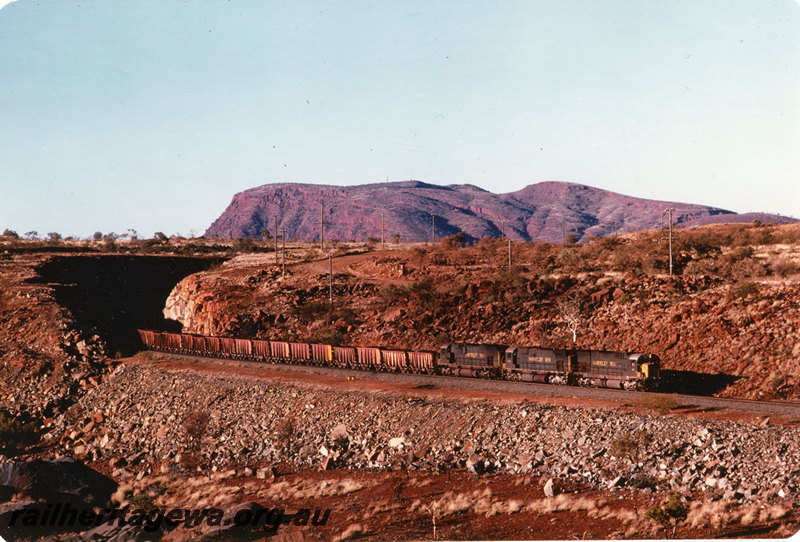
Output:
[
  {"xmin": 163, "ymin": 256, "xmax": 800, "ymax": 400},
  {"xmin": 163, "ymin": 274, "xmax": 220, "ymax": 336},
  {"xmin": 204, "ymin": 181, "xmax": 794, "ymax": 243}
]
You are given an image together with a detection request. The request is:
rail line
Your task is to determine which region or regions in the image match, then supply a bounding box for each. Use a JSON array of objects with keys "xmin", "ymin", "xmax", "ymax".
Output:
[{"xmin": 141, "ymin": 350, "xmax": 800, "ymax": 423}]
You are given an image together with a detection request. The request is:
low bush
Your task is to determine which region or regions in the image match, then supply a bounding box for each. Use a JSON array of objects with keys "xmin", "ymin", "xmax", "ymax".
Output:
[
  {"xmin": 646, "ymin": 491, "xmax": 689, "ymax": 538},
  {"xmin": 610, "ymin": 429, "xmax": 652, "ymax": 462},
  {"xmin": 630, "ymin": 475, "xmax": 659, "ymax": 490},
  {"xmin": 639, "ymin": 393, "xmax": 678, "ymax": 414},
  {"xmin": 0, "ymin": 409, "xmax": 41, "ymax": 455},
  {"xmin": 728, "ymin": 281, "xmax": 758, "ymax": 300},
  {"xmin": 770, "ymin": 257, "xmax": 799, "ymax": 278},
  {"xmin": 183, "ymin": 409, "xmax": 210, "ymax": 447}
]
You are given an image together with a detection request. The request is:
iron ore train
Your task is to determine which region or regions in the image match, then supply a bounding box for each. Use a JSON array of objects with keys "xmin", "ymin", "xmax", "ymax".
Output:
[{"xmin": 138, "ymin": 329, "xmax": 660, "ymax": 391}]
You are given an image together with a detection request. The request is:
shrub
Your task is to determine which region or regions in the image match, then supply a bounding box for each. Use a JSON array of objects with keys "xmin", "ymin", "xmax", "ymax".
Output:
[
  {"xmin": 610, "ymin": 429, "xmax": 652, "ymax": 462},
  {"xmin": 646, "ymin": 491, "xmax": 689, "ymax": 538},
  {"xmin": 232, "ymin": 238, "xmax": 257, "ymax": 253},
  {"xmin": 639, "ymin": 393, "xmax": 678, "ymax": 414},
  {"xmin": 630, "ymin": 475, "xmax": 658, "ymax": 490},
  {"xmin": 771, "ymin": 257, "xmax": 799, "ymax": 278},
  {"xmin": 129, "ymin": 493, "xmax": 157, "ymax": 511},
  {"xmin": 728, "ymin": 281, "xmax": 758, "ymax": 300},
  {"xmin": 556, "ymin": 247, "xmax": 578, "ymax": 270},
  {"xmin": 0, "ymin": 409, "xmax": 41, "ymax": 455},
  {"xmin": 274, "ymin": 417, "xmax": 298, "ymax": 454},
  {"xmin": 183, "ymin": 409, "xmax": 210, "ymax": 448},
  {"xmin": 766, "ymin": 371, "xmax": 786, "ymax": 391},
  {"xmin": 442, "ymin": 232, "xmax": 467, "ymax": 249},
  {"xmin": 294, "ymin": 300, "xmax": 331, "ymax": 322},
  {"xmin": 408, "ymin": 278, "xmax": 436, "ymax": 305},
  {"xmin": 380, "ymin": 284, "xmax": 410, "ymax": 302},
  {"xmin": 308, "ymin": 327, "xmax": 345, "ymax": 346}
]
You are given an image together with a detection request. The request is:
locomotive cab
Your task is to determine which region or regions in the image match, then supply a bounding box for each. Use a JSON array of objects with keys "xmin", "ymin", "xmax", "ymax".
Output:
[{"xmin": 630, "ymin": 353, "xmax": 661, "ymax": 390}]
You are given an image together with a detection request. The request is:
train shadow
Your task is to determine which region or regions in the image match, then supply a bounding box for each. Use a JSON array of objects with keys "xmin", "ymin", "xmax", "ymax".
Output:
[
  {"xmin": 659, "ymin": 369, "xmax": 742, "ymax": 396},
  {"xmin": 670, "ymin": 404, "xmax": 723, "ymax": 414}
]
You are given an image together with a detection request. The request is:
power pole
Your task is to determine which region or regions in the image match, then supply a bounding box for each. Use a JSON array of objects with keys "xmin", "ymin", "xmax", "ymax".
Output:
[
  {"xmin": 508, "ymin": 239, "xmax": 512, "ymax": 268},
  {"xmin": 328, "ymin": 252, "xmax": 333, "ymax": 305},
  {"xmin": 562, "ymin": 220, "xmax": 566, "ymax": 246},
  {"xmin": 431, "ymin": 213, "xmax": 436, "ymax": 244},
  {"xmin": 320, "ymin": 203, "xmax": 325, "ymax": 251},
  {"xmin": 663, "ymin": 208, "xmax": 675, "ymax": 276},
  {"xmin": 281, "ymin": 229, "xmax": 286, "ymax": 279},
  {"xmin": 275, "ymin": 215, "xmax": 278, "ymax": 257},
  {"xmin": 381, "ymin": 211, "xmax": 385, "ymax": 250}
]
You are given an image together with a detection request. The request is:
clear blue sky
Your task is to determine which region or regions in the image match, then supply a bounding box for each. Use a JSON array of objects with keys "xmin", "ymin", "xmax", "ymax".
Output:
[{"xmin": 1, "ymin": 0, "xmax": 798, "ymax": 238}]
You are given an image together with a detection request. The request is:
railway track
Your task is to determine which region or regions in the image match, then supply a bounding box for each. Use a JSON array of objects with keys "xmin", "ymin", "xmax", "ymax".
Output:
[{"xmin": 141, "ymin": 351, "xmax": 800, "ymax": 423}]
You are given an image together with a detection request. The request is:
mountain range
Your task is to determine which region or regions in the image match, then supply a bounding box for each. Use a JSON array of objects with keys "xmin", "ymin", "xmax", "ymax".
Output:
[{"xmin": 204, "ymin": 181, "xmax": 795, "ymax": 243}]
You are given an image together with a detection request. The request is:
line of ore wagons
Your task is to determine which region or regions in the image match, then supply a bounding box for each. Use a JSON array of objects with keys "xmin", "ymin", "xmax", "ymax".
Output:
[{"xmin": 138, "ymin": 329, "xmax": 660, "ymax": 390}]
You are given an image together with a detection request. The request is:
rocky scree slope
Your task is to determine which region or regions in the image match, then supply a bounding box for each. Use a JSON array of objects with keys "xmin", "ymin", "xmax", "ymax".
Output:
[
  {"xmin": 204, "ymin": 181, "xmax": 794, "ymax": 243},
  {"xmin": 0, "ymin": 254, "xmax": 111, "ymax": 419},
  {"xmin": 53, "ymin": 363, "xmax": 800, "ymax": 506}
]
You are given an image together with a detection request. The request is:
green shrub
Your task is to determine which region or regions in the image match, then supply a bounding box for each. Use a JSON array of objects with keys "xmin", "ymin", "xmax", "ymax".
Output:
[
  {"xmin": 610, "ymin": 429, "xmax": 652, "ymax": 462},
  {"xmin": 646, "ymin": 491, "xmax": 689, "ymax": 538},
  {"xmin": 0, "ymin": 409, "xmax": 41, "ymax": 454}
]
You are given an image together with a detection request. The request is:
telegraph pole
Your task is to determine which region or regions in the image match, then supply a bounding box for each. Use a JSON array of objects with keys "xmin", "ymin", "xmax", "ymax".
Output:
[
  {"xmin": 431, "ymin": 213, "xmax": 436, "ymax": 244},
  {"xmin": 281, "ymin": 229, "xmax": 286, "ymax": 279},
  {"xmin": 320, "ymin": 203, "xmax": 325, "ymax": 251},
  {"xmin": 663, "ymin": 208, "xmax": 675, "ymax": 276},
  {"xmin": 508, "ymin": 239, "xmax": 512, "ymax": 268},
  {"xmin": 328, "ymin": 252, "xmax": 333, "ymax": 305},
  {"xmin": 381, "ymin": 212, "xmax": 385, "ymax": 250}
]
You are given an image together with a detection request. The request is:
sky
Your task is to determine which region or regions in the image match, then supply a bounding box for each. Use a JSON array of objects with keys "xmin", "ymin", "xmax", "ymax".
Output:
[{"xmin": 1, "ymin": 0, "xmax": 799, "ymax": 238}]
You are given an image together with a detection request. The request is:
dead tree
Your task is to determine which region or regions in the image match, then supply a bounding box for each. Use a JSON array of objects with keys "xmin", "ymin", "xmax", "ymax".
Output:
[{"xmin": 557, "ymin": 297, "xmax": 584, "ymax": 345}]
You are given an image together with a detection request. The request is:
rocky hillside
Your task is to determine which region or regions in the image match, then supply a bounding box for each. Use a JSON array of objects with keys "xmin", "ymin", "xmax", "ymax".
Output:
[
  {"xmin": 169, "ymin": 222, "xmax": 800, "ymax": 400},
  {"xmin": 204, "ymin": 180, "xmax": 795, "ymax": 243}
]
